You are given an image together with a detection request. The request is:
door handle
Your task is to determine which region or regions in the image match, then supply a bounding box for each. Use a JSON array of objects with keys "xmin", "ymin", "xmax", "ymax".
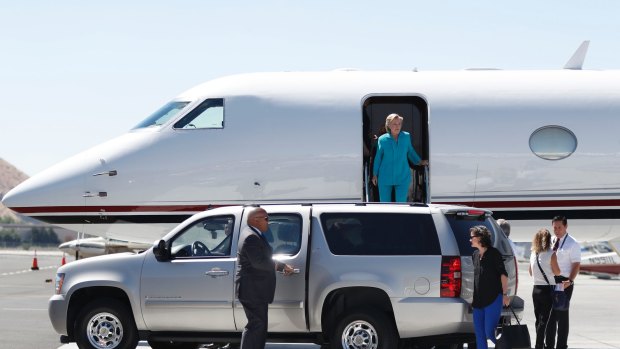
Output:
[
  {"xmin": 279, "ymin": 268, "xmax": 301, "ymax": 274},
  {"xmin": 205, "ymin": 269, "xmax": 229, "ymax": 278},
  {"xmin": 92, "ymin": 170, "xmax": 118, "ymax": 177},
  {"xmin": 83, "ymin": 191, "xmax": 108, "ymax": 198}
]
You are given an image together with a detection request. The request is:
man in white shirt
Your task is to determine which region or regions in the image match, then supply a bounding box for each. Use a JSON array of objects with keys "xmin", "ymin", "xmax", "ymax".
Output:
[{"xmin": 548, "ymin": 216, "xmax": 581, "ymax": 349}]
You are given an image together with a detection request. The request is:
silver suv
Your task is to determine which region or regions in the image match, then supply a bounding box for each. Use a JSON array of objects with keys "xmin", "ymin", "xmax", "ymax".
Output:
[{"xmin": 49, "ymin": 203, "xmax": 521, "ymax": 349}]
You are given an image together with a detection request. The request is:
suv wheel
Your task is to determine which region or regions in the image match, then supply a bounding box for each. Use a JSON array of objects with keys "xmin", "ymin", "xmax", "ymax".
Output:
[
  {"xmin": 332, "ymin": 309, "xmax": 398, "ymax": 349},
  {"xmin": 74, "ymin": 298, "xmax": 138, "ymax": 349}
]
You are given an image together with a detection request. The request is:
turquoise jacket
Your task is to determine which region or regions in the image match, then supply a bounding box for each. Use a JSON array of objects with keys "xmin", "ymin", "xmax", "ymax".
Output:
[{"xmin": 373, "ymin": 131, "xmax": 422, "ymax": 186}]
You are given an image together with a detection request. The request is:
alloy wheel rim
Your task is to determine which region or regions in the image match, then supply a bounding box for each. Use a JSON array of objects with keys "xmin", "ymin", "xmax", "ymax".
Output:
[
  {"xmin": 86, "ymin": 312, "xmax": 124, "ymax": 349},
  {"xmin": 341, "ymin": 320, "xmax": 378, "ymax": 349}
]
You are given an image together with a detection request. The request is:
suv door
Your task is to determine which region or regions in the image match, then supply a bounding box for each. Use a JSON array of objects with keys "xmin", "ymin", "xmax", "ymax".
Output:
[
  {"xmin": 233, "ymin": 206, "xmax": 310, "ymax": 332},
  {"xmin": 140, "ymin": 212, "xmax": 240, "ymax": 331}
]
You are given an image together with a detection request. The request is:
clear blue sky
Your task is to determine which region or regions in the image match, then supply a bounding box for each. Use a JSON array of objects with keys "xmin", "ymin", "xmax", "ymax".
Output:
[{"xmin": 2, "ymin": 1, "xmax": 619, "ymax": 176}]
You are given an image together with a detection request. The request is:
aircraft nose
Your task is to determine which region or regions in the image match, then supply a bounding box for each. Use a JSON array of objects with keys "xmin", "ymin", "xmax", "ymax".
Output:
[
  {"xmin": 1, "ymin": 182, "xmax": 35, "ymax": 211},
  {"xmin": 1, "ymin": 155, "xmax": 94, "ymax": 215}
]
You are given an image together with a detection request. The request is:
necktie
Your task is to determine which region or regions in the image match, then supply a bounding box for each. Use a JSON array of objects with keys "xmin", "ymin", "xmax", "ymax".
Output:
[{"xmin": 552, "ymin": 238, "xmax": 560, "ymax": 251}]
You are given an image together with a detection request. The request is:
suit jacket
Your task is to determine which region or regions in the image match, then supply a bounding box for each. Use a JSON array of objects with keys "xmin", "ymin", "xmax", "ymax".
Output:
[
  {"xmin": 236, "ymin": 226, "xmax": 281, "ymax": 304},
  {"xmin": 373, "ymin": 131, "xmax": 422, "ymax": 186}
]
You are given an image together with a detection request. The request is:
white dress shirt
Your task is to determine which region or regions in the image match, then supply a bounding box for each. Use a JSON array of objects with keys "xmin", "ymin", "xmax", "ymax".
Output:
[
  {"xmin": 554, "ymin": 233, "xmax": 581, "ymax": 278},
  {"xmin": 530, "ymin": 250, "xmax": 557, "ymax": 285}
]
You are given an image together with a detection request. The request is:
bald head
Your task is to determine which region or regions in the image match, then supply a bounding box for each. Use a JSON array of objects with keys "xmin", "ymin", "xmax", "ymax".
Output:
[{"xmin": 247, "ymin": 207, "xmax": 269, "ymax": 232}]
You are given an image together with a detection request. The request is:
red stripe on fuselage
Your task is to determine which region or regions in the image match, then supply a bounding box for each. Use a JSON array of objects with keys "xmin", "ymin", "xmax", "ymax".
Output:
[
  {"xmin": 432, "ymin": 199, "xmax": 620, "ymax": 209},
  {"xmin": 10, "ymin": 205, "xmax": 221, "ymax": 214},
  {"xmin": 8, "ymin": 199, "xmax": 620, "ymax": 215}
]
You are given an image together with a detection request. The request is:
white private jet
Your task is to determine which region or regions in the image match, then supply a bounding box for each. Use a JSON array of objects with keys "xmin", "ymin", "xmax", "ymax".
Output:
[{"xmin": 4, "ymin": 42, "xmax": 620, "ymax": 264}]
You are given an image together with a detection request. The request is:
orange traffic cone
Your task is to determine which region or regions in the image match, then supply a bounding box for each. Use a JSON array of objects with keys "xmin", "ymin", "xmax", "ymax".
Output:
[
  {"xmin": 61, "ymin": 253, "xmax": 66, "ymax": 266},
  {"xmin": 31, "ymin": 250, "xmax": 39, "ymax": 270}
]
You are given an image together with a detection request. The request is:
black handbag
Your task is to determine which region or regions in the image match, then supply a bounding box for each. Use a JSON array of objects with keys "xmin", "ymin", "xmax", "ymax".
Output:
[
  {"xmin": 495, "ymin": 306, "xmax": 531, "ymax": 349},
  {"xmin": 552, "ymin": 289, "xmax": 570, "ymax": 311}
]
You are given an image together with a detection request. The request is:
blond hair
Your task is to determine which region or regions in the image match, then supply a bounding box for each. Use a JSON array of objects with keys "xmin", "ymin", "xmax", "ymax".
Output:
[
  {"xmin": 531, "ymin": 228, "xmax": 552, "ymax": 254},
  {"xmin": 385, "ymin": 113, "xmax": 403, "ymax": 134}
]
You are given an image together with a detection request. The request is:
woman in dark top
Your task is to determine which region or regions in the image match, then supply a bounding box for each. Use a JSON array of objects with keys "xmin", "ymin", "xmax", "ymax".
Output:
[{"xmin": 471, "ymin": 226, "xmax": 510, "ymax": 349}]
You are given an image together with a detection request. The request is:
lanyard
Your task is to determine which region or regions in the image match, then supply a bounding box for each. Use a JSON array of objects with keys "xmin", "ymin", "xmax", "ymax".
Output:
[{"xmin": 557, "ymin": 234, "xmax": 569, "ymax": 250}]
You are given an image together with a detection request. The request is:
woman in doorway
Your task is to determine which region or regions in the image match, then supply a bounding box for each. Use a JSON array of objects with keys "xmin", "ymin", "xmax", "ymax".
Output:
[
  {"xmin": 371, "ymin": 113, "xmax": 428, "ymax": 202},
  {"xmin": 471, "ymin": 226, "xmax": 510, "ymax": 349}
]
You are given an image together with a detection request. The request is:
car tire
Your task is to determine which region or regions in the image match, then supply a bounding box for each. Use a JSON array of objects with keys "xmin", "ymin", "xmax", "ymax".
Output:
[
  {"xmin": 74, "ymin": 298, "xmax": 139, "ymax": 349},
  {"xmin": 332, "ymin": 309, "xmax": 398, "ymax": 349},
  {"xmin": 147, "ymin": 341, "xmax": 201, "ymax": 349}
]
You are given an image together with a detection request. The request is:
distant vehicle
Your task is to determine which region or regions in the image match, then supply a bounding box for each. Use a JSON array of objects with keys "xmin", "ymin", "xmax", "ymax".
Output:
[
  {"xmin": 4, "ymin": 41, "xmax": 620, "ymax": 255},
  {"xmin": 49, "ymin": 203, "xmax": 521, "ymax": 349}
]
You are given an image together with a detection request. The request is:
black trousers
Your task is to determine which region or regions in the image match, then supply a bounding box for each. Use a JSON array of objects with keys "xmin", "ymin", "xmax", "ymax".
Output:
[
  {"xmin": 240, "ymin": 300, "xmax": 269, "ymax": 349},
  {"xmin": 532, "ymin": 285, "xmax": 554, "ymax": 349},
  {"xmin": 547, "ymin": 284, "xmax": 574, "ymax": 349}
]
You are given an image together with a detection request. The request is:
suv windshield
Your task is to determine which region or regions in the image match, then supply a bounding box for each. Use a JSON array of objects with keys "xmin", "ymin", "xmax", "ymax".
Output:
[{"xmin": 132, "ymin": 101, "xmax": 190, "ymax": 129}]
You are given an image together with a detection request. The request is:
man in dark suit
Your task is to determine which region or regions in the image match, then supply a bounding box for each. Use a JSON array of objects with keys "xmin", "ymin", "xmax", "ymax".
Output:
[{"xmin": 236, "ymin": 207, "xmax": 294, "ymax": 349}]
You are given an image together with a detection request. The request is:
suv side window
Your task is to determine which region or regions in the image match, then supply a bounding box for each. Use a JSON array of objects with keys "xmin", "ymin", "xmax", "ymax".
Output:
[
  {"xmin": 445, "ymin": 215, "xmax": 512, "ymax": 256},
  {"xmin": 170, "ymin": 215, "xmax": 235, "ymax": 258},
  {"xmin": 268, "ymin": 214, "xmax": 302, "ymax": 256},
  {"xmin": 320, "ymin": 213, "xmax": 440, "ymax": 255}
]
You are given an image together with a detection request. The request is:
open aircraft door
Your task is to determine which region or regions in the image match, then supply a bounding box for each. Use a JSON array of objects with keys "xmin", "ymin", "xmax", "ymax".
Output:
[{"xmin": 362, "ymin": 96, "xmax": 430, "ymax": 203}]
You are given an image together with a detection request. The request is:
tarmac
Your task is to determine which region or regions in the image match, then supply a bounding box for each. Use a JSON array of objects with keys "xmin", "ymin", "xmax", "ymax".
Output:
[{"xmin": 1, "ymin": 249, "xmax": 618, "ymax": 349}]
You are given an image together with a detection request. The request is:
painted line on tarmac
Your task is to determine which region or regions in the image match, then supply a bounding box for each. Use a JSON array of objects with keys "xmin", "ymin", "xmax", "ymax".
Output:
[{"xmin": 0, "ymin": 265, "xmax": 57, "ymax": 276}]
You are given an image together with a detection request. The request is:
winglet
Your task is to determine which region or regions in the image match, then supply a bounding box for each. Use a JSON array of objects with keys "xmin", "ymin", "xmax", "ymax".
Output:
[{"xmin": 564, "ymin": 40, "xmax": 590, "ymax": 70}]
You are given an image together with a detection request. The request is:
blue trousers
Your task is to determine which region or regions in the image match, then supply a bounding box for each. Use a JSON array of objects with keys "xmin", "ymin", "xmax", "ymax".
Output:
[
  {"xmin": 473, "ymin": 294, "xmax": 503, "ymax": 349},
  {"xmin": 378, "ymin": 182, "xmax": 409, "ymax": 202}
]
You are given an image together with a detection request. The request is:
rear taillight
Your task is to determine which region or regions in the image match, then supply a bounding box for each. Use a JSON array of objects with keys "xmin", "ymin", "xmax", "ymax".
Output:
[{"xmin": 440, "ymin": 256, "xmax": 462, "ymax": 297}]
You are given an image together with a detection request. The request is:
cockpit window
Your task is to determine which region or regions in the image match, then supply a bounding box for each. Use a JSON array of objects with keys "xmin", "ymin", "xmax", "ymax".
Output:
[
  {"xmin": 174, "ymin": 98, "xmax": 224, "ymax": 129},
  {"xmin": 132, "ymin": 101, "xmax": 190, "ymax": 129}
]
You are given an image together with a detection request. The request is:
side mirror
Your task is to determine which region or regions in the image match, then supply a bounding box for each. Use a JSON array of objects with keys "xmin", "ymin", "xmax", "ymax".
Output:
[{"xmin": 153, "ymin": 240, "xmax": 170, "ymax": 262}]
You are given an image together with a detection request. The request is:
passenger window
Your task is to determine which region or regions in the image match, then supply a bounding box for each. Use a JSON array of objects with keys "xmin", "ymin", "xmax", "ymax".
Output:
[
  {"xmin": 173, "ymin": 98, "xmax": 224, "ymax": 129},
  {"xmin": 170, "ymin": 215, "xmax": 234, "ymax": 258},
  {"xmin": 529, "ymin": 125, "xmax": 577, "ymax": 160},
  {"xmin": 320, "ymin": 213, "xmax": 440, "ymax": 255},
  {"xmin": 267, "ymin": 214, "xmax": 302, "ymax": 256}
]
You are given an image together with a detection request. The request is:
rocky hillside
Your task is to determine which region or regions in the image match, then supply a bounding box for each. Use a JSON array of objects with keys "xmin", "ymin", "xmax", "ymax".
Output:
[{"xmin": 0, "ymin": 158, "xmax": 29, "ymax": 221}]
